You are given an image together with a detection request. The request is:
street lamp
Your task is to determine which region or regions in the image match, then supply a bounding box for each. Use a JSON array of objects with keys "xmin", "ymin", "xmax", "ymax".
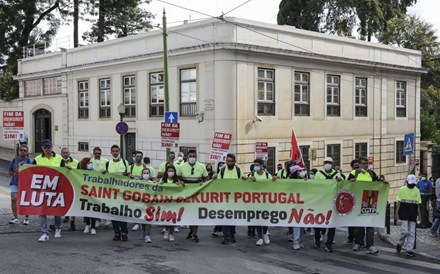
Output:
[{"xmin": 117, "ymin": 103, "xmax": 125, "ymax": 159}]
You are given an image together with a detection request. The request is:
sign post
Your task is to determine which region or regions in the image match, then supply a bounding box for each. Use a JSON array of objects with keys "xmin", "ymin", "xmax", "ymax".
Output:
[{"xmin": 209, "ymin": 132, "xmax": 232, "ymax": 162}]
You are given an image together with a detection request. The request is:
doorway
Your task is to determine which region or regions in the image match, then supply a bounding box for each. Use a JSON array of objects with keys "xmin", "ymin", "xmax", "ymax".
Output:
[{"xmin": 33, "ymin": 109, "xmax": 52, "ymax": 153}]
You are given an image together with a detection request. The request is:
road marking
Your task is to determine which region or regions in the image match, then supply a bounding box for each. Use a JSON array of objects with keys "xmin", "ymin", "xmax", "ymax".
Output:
[{"xmin": 0, "ymin": 186, "xmax": 10, "ymax": 199}]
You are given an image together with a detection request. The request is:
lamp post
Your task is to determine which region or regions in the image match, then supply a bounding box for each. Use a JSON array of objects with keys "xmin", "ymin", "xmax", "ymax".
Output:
[{"xmin": 117, "ymin": 103, "xmax": 125, "ymax": 159}]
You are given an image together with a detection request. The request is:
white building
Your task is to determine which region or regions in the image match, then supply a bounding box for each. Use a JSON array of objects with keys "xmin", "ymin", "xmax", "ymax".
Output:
[{"xmin": 3, "ymin": 17, "xmax": 425, "ymax": 198}]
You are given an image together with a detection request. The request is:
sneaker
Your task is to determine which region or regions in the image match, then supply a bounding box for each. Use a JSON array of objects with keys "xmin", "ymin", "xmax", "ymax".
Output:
[
  {"xmin": 23, "ymin": 218, "xmax": 30, "ymax": 225},
  {"xmin": 113, "ymin": 235, "xmax": 121, "ymax": 241},
  {"xmin": 186, "ymin": 232, "xmax": 193, "ymax": 239},
  {"xmin": 121, "ymin": 234, "xmax": 128, "ymax": 241},
  {"xmin": 263, "ymin": 234, "xmax": 270, "ymax": 245},
  {"xmin": 84, "ymin": 225, "xmax": 91, "ymax": 234},
  {"xmin": 95, "ymin": 220, "xmax": 101, "ymax": 229},
  {"xmin": 211, "ymin": 231, "xmax": 219, "ymax": 237},
  {"xmin": 161, "ymin": 228, "xmax": 167, "ymax": 234},
  {"xmin": 104, "ymin": 220, "xmax": 112, "ymax": 227},
  {"xmin": 396, "ymin": 244, "xmax": 402, "ymax": 253},
  {"xmin": 70, "ymin": 222, "xmax": 76, "ymax": 231},
  {"xmin": 314, "ymin": 239, "xmax": 321, "ymax": 248},
  {"xmin": 256, "ymin": 238, "xmax": 264, "ymax": 246},
  {"xmin": 346, "ymin": 239, "xmax": 353, "ymax": 245},
  {"xmin": 406, "ymin": 251, "xmax": 416, "ymax": 257},
  {"xmin": 91, "ymin": 228, "xmax": 97, "ymax": 235},
  {"xmin": 169, "ymin": 234, "xmax": 175, "ymax": 242},
  {"xmin": 144, "ymin": 235, "xmax": 152, "ymax": 243},
  {"xmin": 163, "ymin": 231, "xmax": 169, "ymax": 240},
  {"xmin": 293, "ymin": 243, "xmax": 300, "ymax": 250},
  {"xmin": 320, "ymin": 235, "xmax": 324, "ymax": 242},
  {"xmin": 38, "ymin": 234, "xmax": 49, "ymax": 242},
  {"xmin": 367, "ymin": 246, "xmax": 378, "ymax": 254},
  {"xmin": 132, "ymin": 224, "xmax": 140, "ymax": 231},
  {"xmin": 325, "ymin": 245, "xmax": 334, "ymax": 252},
  {"xmin": 174, "ymin": 227, "xmax": 179, "ymax": 233},
  {"xmin": 8, "ymin": 218, "xmax": 19, "ymax": 224},
  {"xmin": 360, "ymin": 243, "xmax": 367, "ymax": 248},
  {"xmin": 192, "ymin": 235, "xmax": 199, "ymax": 243},
  {"xmin": 287, "ymin": 233, "xmax": 293, "ymax": 242},
  {"xmin": 353, "ymin": 244, "xmax": 360, "ymax": 251},
  {"xmin": 54, "ymin": 229, "xmax": 62, "ymax": 238}
]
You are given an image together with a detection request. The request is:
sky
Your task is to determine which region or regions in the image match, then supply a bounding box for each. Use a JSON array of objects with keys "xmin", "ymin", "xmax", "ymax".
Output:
[{"xmin": 50, "ymin": 0, "xmax": 440, "ymax": 50}]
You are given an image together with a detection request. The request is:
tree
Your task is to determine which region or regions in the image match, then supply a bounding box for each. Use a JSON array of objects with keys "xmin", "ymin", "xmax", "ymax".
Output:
[
  {"xmin": 82, "ymin": 0, "xmax": 154, "ymax": 43},
  {"xmin": 277, "ymin": 0, "xmax": 324, "ymax": 32}
]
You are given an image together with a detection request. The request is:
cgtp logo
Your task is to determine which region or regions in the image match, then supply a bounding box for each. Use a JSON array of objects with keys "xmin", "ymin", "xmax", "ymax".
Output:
[
  {"xmin": 334, "ymin": 190, "xmax": 355, "ymax": 216},
  {"xmin": 359, "ymin": 190, "xmax": 379, "ymax": 215},
  {"xmin": 17, "ymin": 166, "xmax": 74, "ymax": 216}
]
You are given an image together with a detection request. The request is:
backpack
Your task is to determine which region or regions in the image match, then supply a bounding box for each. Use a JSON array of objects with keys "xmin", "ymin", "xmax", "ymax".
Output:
[
  {"xmin": 319, "ymin": 170, "xmax": 339, "ymax": 180},
  {"xmin": 220, "ymin": 166, "xmax": 241, "ymax": 179},
  {"xmin": 106, "ymin": 160, "xmax": 128, "ymax": 175}
]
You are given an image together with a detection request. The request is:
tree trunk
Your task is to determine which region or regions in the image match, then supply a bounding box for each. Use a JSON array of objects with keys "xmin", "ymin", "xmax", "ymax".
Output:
[
  {"xmin": 74, "ymin": 0, "xmax": 79, "ymax": 47},
  {"xmin": 97, "ymin": 0, "xmax": 105, "ymax": 42}
]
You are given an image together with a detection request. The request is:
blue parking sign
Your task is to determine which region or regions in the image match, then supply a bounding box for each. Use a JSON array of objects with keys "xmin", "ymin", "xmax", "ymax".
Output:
[{"xmin": 403, "ymin": 133, "xmax": 415, "ymax": 155}]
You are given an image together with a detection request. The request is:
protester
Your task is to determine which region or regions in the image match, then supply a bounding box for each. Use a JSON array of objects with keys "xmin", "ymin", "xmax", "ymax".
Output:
[
  {"xmin": 104, "ymin": 144, "xmax": 130, "ymax": 241},
  {"xmin": 431, "ymin": 178, "xmax": 440, "ymax": 238},
  {"xmin": 288, "ymin": 165, "xmax": 308, "ymax": 250},
  {"xmin": 8, "ymin": 144, "xmax": 32, "ymax": 225},
  {"xmin": 416, "ymin": 173, "xmax": 433, "ymax": 228},
  {"xmin": 33, "ymin": 139, "xmax": 65, "ymax": 242},
  {"xmin": 140, "ymin": 167, "xmax": 154, "ymax": 243},
  {"xmin": 78, "ymin": 157, "xmax": 99, "ymax": 235},
  {"xmin": 160, "ymin": 164, "xmax": 181, "ymax": 242},
  {"xmin": 395, "ymin": 174, "xmax": 422, "ymax": 257},
  {"xmin": 348, "ymin": 156, "xmax": 387, "ymax": 254},
  {"xmin": 158, "ymin": 151, "xmax": 176, "ymax": 178},
  {"xmin": 205, "ymin": 163, "xmax": 215, "ymax": 179},
  {"xmin": 142, "ymin": 156, "xmax": 156, "ymax": 180},
  {"xmin": 177, "ymin": 149, "xmax": 208, "ymax": 242},
  {"xmin": 91, "ymin": 147, "xmax": 108, "ymax": 173},
  {"xmin": 347, "ymin": 159, "xmax": 360, "ymax": 245},
  {"xmin": 60, "ymin": 147, "xmax": 79, "ymax": 231}
]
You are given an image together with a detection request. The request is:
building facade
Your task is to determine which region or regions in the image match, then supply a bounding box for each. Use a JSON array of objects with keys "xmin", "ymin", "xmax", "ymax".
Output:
[{"xmin": 2, "ymin": 18, "xmax": 424, "ymax": 198}]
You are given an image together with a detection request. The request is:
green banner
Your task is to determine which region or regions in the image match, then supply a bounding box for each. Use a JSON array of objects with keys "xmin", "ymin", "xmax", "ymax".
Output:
[{"xmin": 17, "ymin": 165, "xmax": 389, "ymax": 227}]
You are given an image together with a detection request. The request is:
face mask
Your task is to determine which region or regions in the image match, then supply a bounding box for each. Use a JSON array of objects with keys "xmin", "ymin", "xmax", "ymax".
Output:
[
  {"xmin": 63, "ymin": 157, "xmax": 70, "ymax": 161},
  {"xmin": 254, "ymin": 166, "xmax": 261, "ymax": 172},
  {"xmin": 177, "ymin": 157, "xmax": 183, "ymax": 162},
  {"xmin": 421, "ymin": 177, "xmax": 426, "ymax": 181},
  {"xmin": 142, "ymin": 174, "xmax": 150, "ymax": 180},
  {"xmin": 299, "ymin": 171, "xmax": 307, "ymax": 178},
  {"xmin": 167, "ymin": 172, "xmax": 175, "ymax": 178},
  {"xmin": 113, "ymin": 156, "xmax": 120, "ymax": 161},
  {"xmin": 87, "ymin": 163, "xmax": 93, "ymax": 170},
  {"xmin": 360, "ymin": 168, "xmax": 367, "ymax": 173},
  {"xmin": 135, "ymin": 157, "xmax": 142, "ymax": 164},
  {"xmin": 309, "ymin": 174, "xmax": 315, "ymax": 179},
  {"xmin": 324, "ymin": 164, "xmax": 332, "ymax": 171},
  {"xmin": 188, "ymin": 157, "xmax": 196, "ymax": 164}
]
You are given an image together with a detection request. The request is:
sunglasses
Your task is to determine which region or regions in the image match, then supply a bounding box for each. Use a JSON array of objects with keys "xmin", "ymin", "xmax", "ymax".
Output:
[
  {"xmin": 42, "ymin": 146, "xmax": 51, "ymax": 149},
  {"xmin": 20, "ymin": 149, "xmax": 28, "ymax": 152},
  {"xmin": 94, "ymin": 153, "xmax": 101, "ymax": 155},
  {"xmin": 191, "ymin": 167, "xmax": 194, "ymax": 175}
]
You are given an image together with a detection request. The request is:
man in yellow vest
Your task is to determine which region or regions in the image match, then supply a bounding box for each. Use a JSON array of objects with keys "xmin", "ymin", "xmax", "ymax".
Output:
[
  {"xmin": 33, "ymin": 139, "xmax": 64, "ymax": 242},
  {"xmin": 60, "ymin": 147, "xmax": 79, "ymax": 230},
  {"xmin": 91, "ymin": 147, "xmax": 108, "ymax": 173}
]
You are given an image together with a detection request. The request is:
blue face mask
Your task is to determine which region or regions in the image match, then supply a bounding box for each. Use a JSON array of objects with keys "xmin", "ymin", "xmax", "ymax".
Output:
[
  {"xmin": 254, "ymin": 166, "xmax": 261, "ymax": 172},
  {"xmin": 188, "ymin": 157, "xmax": 196, "ymax": 165}
]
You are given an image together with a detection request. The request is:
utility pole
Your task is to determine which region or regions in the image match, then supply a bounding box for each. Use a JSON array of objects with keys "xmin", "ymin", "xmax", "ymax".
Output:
[{"xmin": 163, "ymin": 9, "xmax": 171, "ymax": 159}]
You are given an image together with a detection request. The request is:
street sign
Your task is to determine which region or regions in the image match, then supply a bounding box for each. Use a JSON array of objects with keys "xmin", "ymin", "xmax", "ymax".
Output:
[
  {"xmin": 209, "ymin": 132, "xmax": 232, "ymax": 161},
  {"xmin": 255, "ymin": 142, "xmax": 268, "ymax": 161},
  {"xmin": 403, "ymin": 133, "xmax": 415, "ymax": 155},
  {"xmin": 3, "ymin": 111, "xmax": 24, "ymax": 140},
  {"xmin": 165, "ymin": 112, "xmax": 178, "ymax": 123},
  {"xmin": 161, "ymin": 122, "xmax": 180, "ymax": 148},
  {"xmin": 115, "ymin": 122, "xmax": 129, "ymax": 135}
]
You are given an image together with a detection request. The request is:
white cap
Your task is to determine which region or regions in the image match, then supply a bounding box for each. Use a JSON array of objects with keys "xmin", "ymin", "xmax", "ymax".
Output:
[
  {"xmin": 406, "ymin": 174, "xmax": 417, "ymax": 185},
  {"xmin": 323, "ymin": 157, "xmax": 333, "ymax": 163}
]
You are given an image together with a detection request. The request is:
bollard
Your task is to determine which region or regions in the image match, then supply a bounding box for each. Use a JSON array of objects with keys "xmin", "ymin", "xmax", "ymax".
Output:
[
  {"xmin": 386, "ymin": 202, "xmax": 391, "ymax": 234},
  {"xmin": 393, "ymin": 201, "xmax": 397, "ymax": 225}
]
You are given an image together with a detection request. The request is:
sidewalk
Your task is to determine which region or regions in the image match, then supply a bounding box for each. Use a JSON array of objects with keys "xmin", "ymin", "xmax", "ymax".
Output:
[{"xmin": 0, "ymin": 146, "xmax": 15, "ymax": 162}]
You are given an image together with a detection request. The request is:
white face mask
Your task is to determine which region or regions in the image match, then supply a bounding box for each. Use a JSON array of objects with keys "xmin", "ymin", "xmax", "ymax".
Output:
[
  {"xmin": 142, "ymin": 174, "xmax": 150, "ymax": 180},
  {"xmin": 94, "ymin": 159, "xmax": 100, "ymax": 164},
  {"xmin": 86, "ymin": 163, "xmax": 93, "ymax": 170},
  {"xmin": 309, "ymin": 174, "xmax": 315, "ymax": 179},
  {"xmin": 324, "ymin": 164, "xmax": 332, "ymax": 171},
  {"xmin": 299, "ymin": 171, "xmax": 307, "ymax": 178},
  {"xmin": 177, "ymin": 156, "xmax": 183, "ymax": 162},
  {"xmin": 167, "ymin": 172, "xmax": 175, "ymax": 178},
  {"xmin": 188, "ymin": 157, "xmax": 196, "ymax": 164},
  {"xmin": 113, "ymin": 156, "xmax": 120, "ymax": 161},
  {"xmin": 421, "ymin": 177, "xmax": 426, "ymax": 181},
  {"xmin": 63, "ymin": 157, "xmax": 70, "ymax": 161}
]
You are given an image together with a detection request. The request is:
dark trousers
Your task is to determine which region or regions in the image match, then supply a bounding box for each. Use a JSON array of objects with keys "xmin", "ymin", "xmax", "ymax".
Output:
[
  {"xmin": 85, "ymin": 217, "xmax": 97, "ymax": 229},
  {"xmin": 348, "ymin": 227, "xmax": 355, "ymax": 241},
  {"xmin": 222, "ymin": 226, "xmax": 236, "ymax": 239},
  {"xmin": 248, "ymin": 226, "xmax": 256, "ymax": 237},
  {"xmin": 314, "ymin": 228, "xmax": 335, "ymax": 246},
  {"xmin": 112, "ymin": 221, "xmax": 128, "ymax": 236},
  {"xmin": 355, "ymin": 227, "xmax": 374, "ymax": 247},
  {"xmin": 420, "ymin": 195, "xmax": 431, "ymax": 226},
  {"xmin": 256, "ymin": 226, "xmax": 268, "ymax": 239}
]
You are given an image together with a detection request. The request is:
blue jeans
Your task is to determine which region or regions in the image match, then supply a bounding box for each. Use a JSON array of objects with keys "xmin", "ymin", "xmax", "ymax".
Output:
[
  {"xmin": 292, "ymin": 227, "xmax": 304, "ymax": 249},
  {"xmin": 398, "ymin": 220, "xmax": 416, "ymax": 252},
  {"xmin": 40, "ymin": 215, "xmax": 61, "ymax": 235},
  {"xmin": 431, "ymin": 218, "xmax": 440, "ymax": 235}
]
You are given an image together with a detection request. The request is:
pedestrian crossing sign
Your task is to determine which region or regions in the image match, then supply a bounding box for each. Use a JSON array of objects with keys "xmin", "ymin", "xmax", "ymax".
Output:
[{"xmin": 403, "ymin": 133, "xmax": 415, "ymax": 155}]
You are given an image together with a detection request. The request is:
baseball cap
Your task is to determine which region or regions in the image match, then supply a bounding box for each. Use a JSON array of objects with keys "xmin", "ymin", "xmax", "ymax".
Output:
[
  {"xmin": 406, "ymin": 174, "xmax": 417, "ymax": 185},
  {"xmin": 323, "ymin": 157, "xmax": 333, "ymax": 163},
  {"xmin": 41, "ymin": 139, "xmax": 52, "ymax": 146},
  {"xmin": 290, "ymin": 165, "xmax": 304, "ymax": 173}
]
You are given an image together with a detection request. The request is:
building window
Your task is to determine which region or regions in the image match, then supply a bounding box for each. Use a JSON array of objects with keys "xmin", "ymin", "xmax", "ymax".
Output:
[
  {"xmin": 294, "ymin": 72, "xmax": 310, "ymax": 116},
  {"xmin": 24, "ymin": 79, "xmax": 42, "ymax": 97},
  {"xmin": 355, "ymin": 142, "xmax": 368, "ymax": 159},
  {"xmin": 78, "ymin": 81, "xmax": 89, "ymax": 119},
  {"xmin": 123, "ymin": 75, "xmax": 136, "ymax": 117},
  {"xmin": 179, "ymin": 146, "xmax": 197, "ymax": 159},
  {"xmin": 180, "ymin": 68, "xmax": 197, "ymax": 116},
  {"xmin": 257, "ymin": 68, "xmax": 275, "ymax": 116},
  {"xmin": 43, "ymin": 77, "xmax": 62, "ymax": 95},
  {"xmin": 327, "ymin": 144, "xmax": 341, "ymax": 167},
  {"xmin": 396, "ymin": 81, "xmax": 406, "ymax": 117},
  {"xmin": 299, "ymin": 145, "xmax": 310, "ymax": 171},
  {"xmin": 150, "ymin": 72, "xmax": 164, "ymax": 117},
  {"xmin": 99, "ymin": 78, "xmax": 111, "ymax": 118},
  {"xmin": 396, "ymin": 140, "xmax": 406, "ymax": 164},
  {"xmin": 78, "ymin": 142, "xmax": 89, "ymax": 152},
  {"xmin": 326, "ymin": 75, "xmax": 340, "ymax": 116},
  {"xmin": 355, "ymin": 77, "xmax": 367, "ymax": 117}
]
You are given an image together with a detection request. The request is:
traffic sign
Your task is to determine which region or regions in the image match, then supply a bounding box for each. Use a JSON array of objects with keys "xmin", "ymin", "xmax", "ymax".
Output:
[
  {"xmin": 403, "ymin": 133, "xmax": 415, "ymax": 155},
  {"xmin": 115, "ymin": 122, "xmax": 129, "ymax": 135},
  {"xmin": 165, "ymin": 112, "xmax": 178, "ymax": 123}
]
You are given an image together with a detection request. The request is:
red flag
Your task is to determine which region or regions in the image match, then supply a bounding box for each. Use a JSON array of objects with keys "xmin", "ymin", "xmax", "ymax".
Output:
[{"xmin": 290, "ymin": 129, "xmax": 304, "ymax": 167}]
